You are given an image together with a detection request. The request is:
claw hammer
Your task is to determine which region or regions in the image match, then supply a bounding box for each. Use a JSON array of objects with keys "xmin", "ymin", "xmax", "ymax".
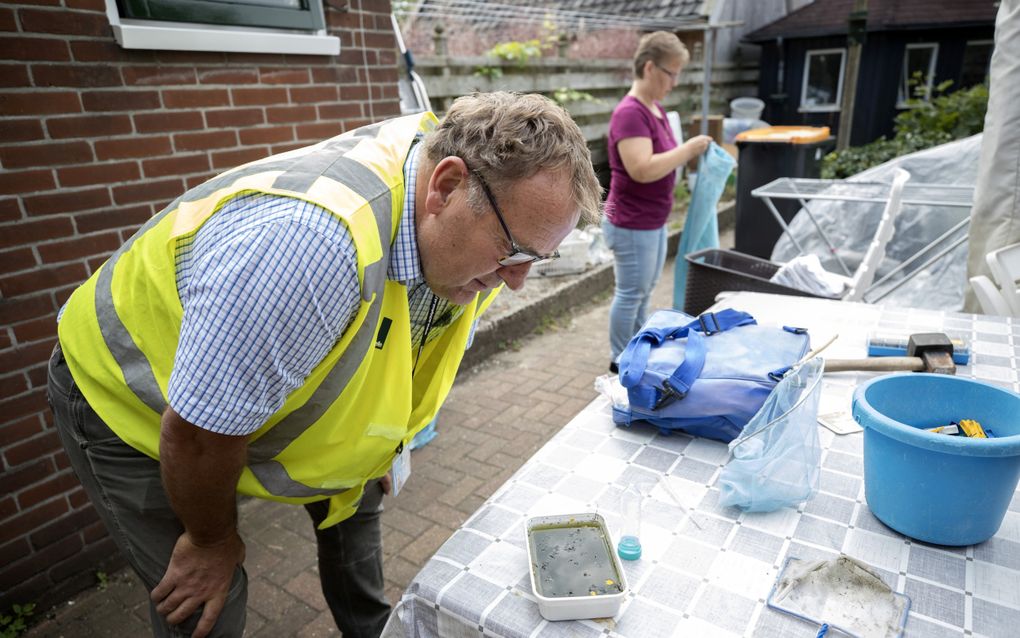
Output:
[{"xmin": 825, "ymin": 333, "xmax": 956, "ymax": 375}]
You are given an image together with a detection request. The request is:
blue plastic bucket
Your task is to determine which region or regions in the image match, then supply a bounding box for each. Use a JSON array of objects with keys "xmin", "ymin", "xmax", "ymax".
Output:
[{"xmin": 852, "ymin": 374, "xmax": 1020, "ymax": 546}]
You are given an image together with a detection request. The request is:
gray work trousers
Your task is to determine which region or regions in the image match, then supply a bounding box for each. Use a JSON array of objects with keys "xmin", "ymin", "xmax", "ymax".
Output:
[{"xmin": 47, "ymin": 344, "xmax": 392, "ymax": 637}]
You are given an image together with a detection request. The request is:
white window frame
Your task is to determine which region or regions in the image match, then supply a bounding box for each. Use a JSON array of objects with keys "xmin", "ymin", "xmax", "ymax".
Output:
[
  {"xmin": 104, "ymin": 0, "xmax": 340, "ymax": 56},
  {"xmin": 799, "ymin": 48, "xmax": 846, "ymax": 113},
  {"xmin": 897, "ymin": 43, "xmax": 939, "ymax": 107}
]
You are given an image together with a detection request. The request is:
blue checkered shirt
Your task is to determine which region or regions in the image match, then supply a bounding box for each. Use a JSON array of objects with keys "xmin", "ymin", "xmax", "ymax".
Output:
[{"xmin": 168, "ymin": 142, "xmax": 466, "ymax": 435}]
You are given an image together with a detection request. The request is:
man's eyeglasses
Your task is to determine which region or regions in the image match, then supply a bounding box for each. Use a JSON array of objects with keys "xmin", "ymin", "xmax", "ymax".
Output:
[
  {"xmin": 654, "ymin": 62, "xmax": 680, "ymax": 82},
  {"xmin": 469, "ymin": 167, "xmax": 560, "ymax": 267}
]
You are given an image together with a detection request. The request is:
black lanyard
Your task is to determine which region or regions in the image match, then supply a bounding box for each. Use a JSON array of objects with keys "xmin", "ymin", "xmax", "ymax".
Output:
[{"xmin": 412, "ymin": 292, "xmax": 440, "ymax": 376}]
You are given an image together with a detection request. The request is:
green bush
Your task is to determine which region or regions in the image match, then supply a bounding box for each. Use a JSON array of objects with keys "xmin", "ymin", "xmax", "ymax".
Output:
[
  {"xmin": 821, "ymin": 79, "xmax": 988, "ymax": 179},
  {"xmin": 551, "ymin": 87, "xmax": 599, "ymax": 105},
  {"xmin": 474, "ymin": 39, "xmax": 544, "ymax": 79}
]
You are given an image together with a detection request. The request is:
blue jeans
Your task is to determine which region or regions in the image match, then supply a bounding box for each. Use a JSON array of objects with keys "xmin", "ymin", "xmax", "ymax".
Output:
[{"xmin": 603, "ymin": 219, "xmax": 668, "ymax": 361}]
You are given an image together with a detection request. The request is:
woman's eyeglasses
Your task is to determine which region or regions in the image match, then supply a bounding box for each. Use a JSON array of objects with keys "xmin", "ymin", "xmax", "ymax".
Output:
[{"xmin": 653, "ymin": 62, "xmax": 680, "ymax": 82}]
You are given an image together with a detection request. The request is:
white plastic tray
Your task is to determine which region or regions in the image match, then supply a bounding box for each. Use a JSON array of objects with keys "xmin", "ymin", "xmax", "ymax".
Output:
[{"xmin": 525, "ymin": 512, "xmax": 628, "ymax": 621}]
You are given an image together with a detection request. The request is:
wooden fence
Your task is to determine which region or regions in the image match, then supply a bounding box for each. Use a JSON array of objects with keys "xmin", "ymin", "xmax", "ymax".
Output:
[{"xmin": 413, "ymin": 56, "xmax": 759, "ymax": 167}]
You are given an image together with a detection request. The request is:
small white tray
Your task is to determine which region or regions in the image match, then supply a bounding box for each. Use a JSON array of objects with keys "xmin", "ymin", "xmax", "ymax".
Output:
[{"xmin": 525, "ymin": 512, "xmax": 628, "ymax": 621}]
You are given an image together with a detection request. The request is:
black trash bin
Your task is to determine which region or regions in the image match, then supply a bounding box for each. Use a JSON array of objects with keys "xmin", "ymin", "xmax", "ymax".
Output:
[{"xmin": 734, "ymin": 127, "xmax": 835, "ymax": 258}]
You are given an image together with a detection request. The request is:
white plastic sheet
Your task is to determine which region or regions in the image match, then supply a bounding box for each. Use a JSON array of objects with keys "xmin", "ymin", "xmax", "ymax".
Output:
[
  {"xmin": 772, "ymin": 134, "xmax": 983, "ymax": 311},
  {"xmin": 770, "ymin": 254, "xmax": 851, "ymax": 297}
]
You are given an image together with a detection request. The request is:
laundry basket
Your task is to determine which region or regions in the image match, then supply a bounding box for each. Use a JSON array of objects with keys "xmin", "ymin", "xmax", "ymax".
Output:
[{"xmin": 684, "ymin": 248, "xmax": 840, "ymax": 315}]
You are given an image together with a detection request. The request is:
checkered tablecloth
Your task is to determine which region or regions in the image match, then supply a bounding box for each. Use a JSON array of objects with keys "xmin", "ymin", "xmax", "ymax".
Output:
[{"xmin": 385, "ymin": 293, "xmax": 1020, "ymax": 638}]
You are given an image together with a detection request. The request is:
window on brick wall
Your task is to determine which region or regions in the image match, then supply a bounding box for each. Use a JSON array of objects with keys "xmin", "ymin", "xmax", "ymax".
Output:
[
  {"xmin": 106, "ymin": 0, "xmax": 340, "ymax": 55},
  {"xmin": 118, "ymin": 0, "xmax": 324, "ymax": 31}
]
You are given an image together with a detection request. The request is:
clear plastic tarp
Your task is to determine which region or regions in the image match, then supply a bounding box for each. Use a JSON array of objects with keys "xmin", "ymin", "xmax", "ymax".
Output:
[{"xmin": 770, "ymin": 134, "xmax": 982, "ymax": 311}]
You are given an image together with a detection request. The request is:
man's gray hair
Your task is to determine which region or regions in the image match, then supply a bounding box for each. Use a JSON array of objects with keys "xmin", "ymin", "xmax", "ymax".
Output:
[{"xmin": 423, "ymin": 91, "xmax": 602, "ymax": 227}]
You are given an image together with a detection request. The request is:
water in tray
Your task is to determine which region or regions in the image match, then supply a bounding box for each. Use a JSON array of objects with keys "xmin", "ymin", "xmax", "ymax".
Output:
[{"xmin": 528, "ymin": 522, "xmax": 623, "ymax": 598}]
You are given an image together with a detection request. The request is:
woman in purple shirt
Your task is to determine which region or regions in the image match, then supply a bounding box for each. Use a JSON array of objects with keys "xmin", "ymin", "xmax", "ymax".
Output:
[{"xmin": 604, "ymin": 31, "xmax": 712, "ymax": 372}]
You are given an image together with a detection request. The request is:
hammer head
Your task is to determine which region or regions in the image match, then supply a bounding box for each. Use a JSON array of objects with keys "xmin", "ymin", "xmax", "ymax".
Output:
[{"xmin": 907, "ymin": 333, "xmax": 956, "ymax": 375}]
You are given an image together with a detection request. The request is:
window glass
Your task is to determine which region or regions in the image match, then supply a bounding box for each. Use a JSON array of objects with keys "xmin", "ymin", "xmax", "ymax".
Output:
[
  {"xmin": 960, "ymin": 41, "xmax": 993, "ymax": 88},
  {"xmin": 898, "ymin": 44, "xmax": 938, "ymax": 105},
  {"xmin": 229, "ymin": 0, "xmax": 302, "ymax": 7},
  {"xmin": 106, "ymin": 0, "xmax": 339, "ymax": 55},
  {"xmin": 117, "ymin": 0, "xmax": 323, "ymax": 31},
  {"xmin": 801, "ymin": 49, "xmax": 845, "ymax": 110}
]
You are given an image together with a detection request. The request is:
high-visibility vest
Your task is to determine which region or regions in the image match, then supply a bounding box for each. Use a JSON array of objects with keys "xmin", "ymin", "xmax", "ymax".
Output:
[{"xmin": 58, "ymin": 112, "xmax": 498, "ymax": 527}]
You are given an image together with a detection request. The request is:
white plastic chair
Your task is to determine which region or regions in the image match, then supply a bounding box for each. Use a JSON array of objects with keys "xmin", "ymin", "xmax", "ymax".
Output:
[
  {"xmin": 969, "ymin": 275, "xmax": 1013, "ymax": 316},
  {"xmin": 843, "ymin": 168, "xmax": 911, "ymax": 301},
  {"xmin": 985, "ymin": 242, "xmax": 1020, "ymax": 315}
]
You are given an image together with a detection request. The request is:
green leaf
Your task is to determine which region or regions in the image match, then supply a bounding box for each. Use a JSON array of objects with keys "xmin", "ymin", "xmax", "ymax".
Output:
[{"xmin": 822, "ymin": 82, "xmax": 987, "ymax": 179}]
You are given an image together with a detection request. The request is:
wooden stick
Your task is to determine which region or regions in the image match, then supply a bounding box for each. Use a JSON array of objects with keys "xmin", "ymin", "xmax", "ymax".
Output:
[
  {"xmin": 824, "ymin": 357, "xmax": 926, "ymax": 373},
  {"xmin": 793, "ymin": 333, "xmax": 839, "ymax": 369}
]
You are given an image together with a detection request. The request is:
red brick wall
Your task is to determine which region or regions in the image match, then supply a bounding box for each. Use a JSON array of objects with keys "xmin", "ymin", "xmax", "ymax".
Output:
[{"xmin": 0, "ymin": 0, "xmax": 401, "ymax": 613}]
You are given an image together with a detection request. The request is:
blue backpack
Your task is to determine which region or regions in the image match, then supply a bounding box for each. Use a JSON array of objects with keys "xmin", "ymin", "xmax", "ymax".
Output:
[{"xmin": 614, "ymin": 308, "xmax": 810, "ymax": 443}]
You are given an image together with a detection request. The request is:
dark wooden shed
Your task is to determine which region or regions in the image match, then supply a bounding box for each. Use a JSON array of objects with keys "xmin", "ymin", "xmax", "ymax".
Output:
[{"xmin": 744, "ymin": 0, "xmax": 996, "ymax": 146}]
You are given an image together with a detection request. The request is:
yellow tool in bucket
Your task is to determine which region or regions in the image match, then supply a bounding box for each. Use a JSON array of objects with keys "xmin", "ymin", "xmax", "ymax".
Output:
[{"xmin": 958, "ymin": 419, "xmax": 987, "ymax": 438}]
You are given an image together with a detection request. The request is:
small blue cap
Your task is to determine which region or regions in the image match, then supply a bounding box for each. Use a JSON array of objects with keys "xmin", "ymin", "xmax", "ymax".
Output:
[{"xmin": 617, "ymin": 535, "xmax": 642, "ymax": 561}]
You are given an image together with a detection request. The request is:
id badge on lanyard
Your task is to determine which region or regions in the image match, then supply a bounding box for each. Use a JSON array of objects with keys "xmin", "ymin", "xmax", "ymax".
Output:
[{"xmin": 391, "ymin": 443, "xmax": 411, "ymax": 496}]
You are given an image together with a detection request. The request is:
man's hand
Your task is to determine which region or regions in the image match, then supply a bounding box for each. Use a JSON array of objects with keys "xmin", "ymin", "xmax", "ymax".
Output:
[
  {"xmin": 151, "ymin": 530, "xmax": 245, "ymax": 638},
  {"xmin": 379, "ymin": 472, "xmax": 392, "ymax": 495},
  {"xmin": 158, "ymin": 407, "xmax": 249, "ymax": 637}
]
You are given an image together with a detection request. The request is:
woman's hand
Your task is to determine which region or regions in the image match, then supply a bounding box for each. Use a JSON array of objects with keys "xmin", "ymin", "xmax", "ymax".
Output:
[
  {"xmin": 618, "ymin": 134, "xmax": 714, "ymax": 183},
  {"xmin": 685, "ymin": 135, "xmax": 713, "ymax": 156}
]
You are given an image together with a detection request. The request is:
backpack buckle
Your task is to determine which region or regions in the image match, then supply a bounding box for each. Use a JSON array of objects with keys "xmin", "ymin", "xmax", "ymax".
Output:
[
  {"xmin": 653, "ymin": 380, "xmax": 688, "ymax": 410},
  {"xmin": 698, "ymin": 312, "xmax": 720, "ymax": 335}
]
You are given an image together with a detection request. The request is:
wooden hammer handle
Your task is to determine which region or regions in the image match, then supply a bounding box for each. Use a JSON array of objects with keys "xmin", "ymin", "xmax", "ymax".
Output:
[{"xmin": 824, "ymin": 357, "xmax": 926, "ymax": 372}]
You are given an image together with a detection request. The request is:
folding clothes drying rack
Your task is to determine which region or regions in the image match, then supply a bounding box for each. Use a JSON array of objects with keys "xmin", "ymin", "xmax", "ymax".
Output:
[{"xmin": 751, "ymin": 178, "xmax": 976, "ymax": 302}]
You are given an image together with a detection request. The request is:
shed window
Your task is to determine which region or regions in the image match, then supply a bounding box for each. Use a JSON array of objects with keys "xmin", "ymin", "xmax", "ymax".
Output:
[
  {"xmin": 800, "ymin": 49, "xmax": 845, "ymax": 112},
  {"xmin": 105, "ymin": 0, "xmax": 339, "ymax": 55},
  {"xmin": 898, "ymin": 43, "xmax": 939, "ymax": 106},
  {"xmin": 960, "ymin": 40, "xmax": 993, "ymax": 88}
]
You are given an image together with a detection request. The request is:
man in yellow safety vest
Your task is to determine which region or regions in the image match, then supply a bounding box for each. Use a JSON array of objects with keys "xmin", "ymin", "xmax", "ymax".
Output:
[{"xmin": 48, "ymin": 91, "xmax": 602, "ymax": 637}]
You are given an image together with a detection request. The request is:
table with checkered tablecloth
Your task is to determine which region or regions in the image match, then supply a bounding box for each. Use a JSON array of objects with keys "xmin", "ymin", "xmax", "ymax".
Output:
[{"xmin": 384, "ymin": 293, "xmax": 1020, "ymax": 638}]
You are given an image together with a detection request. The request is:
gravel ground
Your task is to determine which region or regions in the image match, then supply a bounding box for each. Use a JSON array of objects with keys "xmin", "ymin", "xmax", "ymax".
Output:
[
  {"xmin": 480, "ymin": 267, "xmax": 600, "ymax": 327},
  {"xmin": 480, "ymin": 201, "xmax": 731, "ymax": 331}
]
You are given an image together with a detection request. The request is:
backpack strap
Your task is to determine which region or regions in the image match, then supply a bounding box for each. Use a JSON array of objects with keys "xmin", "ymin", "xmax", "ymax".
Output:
[
  {"xmin": 691, "ymin": 309, "xmax": 757, "ymax": 335},
  {"xmin": 620, "ymin": 309, "xmax": 757, "ymax": 409}
]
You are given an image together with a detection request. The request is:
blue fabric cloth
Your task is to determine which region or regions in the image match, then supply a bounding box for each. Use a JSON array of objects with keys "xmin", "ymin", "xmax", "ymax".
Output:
[
  {"xmin": 409, "ymin": 415, "xmax": 439, "ymax": 450},
  {"xmin": 602, "ymin": 218, "xmax": 667, "ymax": 360},
  {"xmin": 673, "ymin": 142, "xmax": 737, "ymax": 309}
]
